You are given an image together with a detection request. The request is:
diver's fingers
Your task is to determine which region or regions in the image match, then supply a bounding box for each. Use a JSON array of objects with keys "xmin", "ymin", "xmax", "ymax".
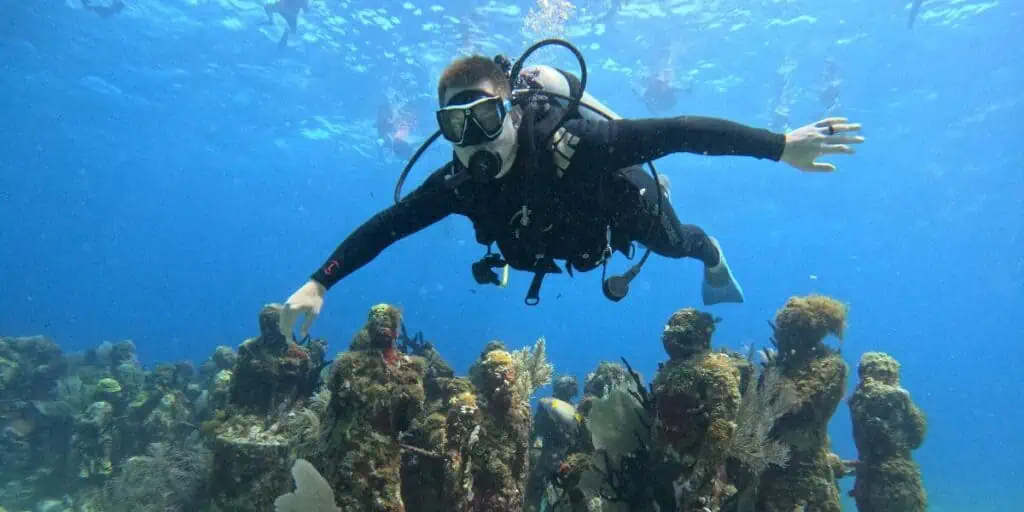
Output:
[
  {"xmin": 279, "ymin": 304, "xmax": 297, "ymax": 338},
  {"xmin": 822, "ymin": 144, "xmax": 855, "ymax": 155},
  {"xmin": 826, "ymin": 134, "xmax": 865, "ymax": 145},
  {"xmin": 300, "ymin": 311, "xmax": 316, "ymax": 339},
  {"xmin": 809, "ymin": 161, "xmax": 837, "ymax": 172},
  {"xmin": 830, "ymin": 122, "xmax": 862, "ymax": 133},
  {"xmin": 814, "ymin": 117, "xmax": 848, "ymax": 128}
]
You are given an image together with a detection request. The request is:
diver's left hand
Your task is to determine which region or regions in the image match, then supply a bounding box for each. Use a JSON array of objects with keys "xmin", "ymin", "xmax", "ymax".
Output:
[{"xmin": 781, "ymin": 117, "xmax": 865, "ymax": 172}]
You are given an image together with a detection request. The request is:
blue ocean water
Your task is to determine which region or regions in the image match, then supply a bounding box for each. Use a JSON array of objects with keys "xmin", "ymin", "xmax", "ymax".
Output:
[{"xmin": 1, "ymin": 0, "xmax": 1020, "ymax": 510}]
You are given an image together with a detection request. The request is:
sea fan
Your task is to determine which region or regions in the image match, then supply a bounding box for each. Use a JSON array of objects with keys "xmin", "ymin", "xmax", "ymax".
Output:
[
  {"xmin": 275, "ymin": 459, "xmax": 340, "ymax": 512},
  {"xmin": 727, "ymin": 367, "xmax": 799, "ymax": 475}
]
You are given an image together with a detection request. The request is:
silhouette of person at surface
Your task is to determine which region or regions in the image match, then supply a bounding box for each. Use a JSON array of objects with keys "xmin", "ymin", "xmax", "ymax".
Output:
[
  {"xmin": 770, "ymin": 57, "xmax": 797, "ymax": 133},
  {"xmin": 908, "ymin": 0, "xmax": 924, "ymax": 29},
  {"xmin": 82, "ymin": 0, "xmax": 125, "ymax": 18},
  {"xmin": 640, "ymin": 70, "xmax": 692, "ymax": 115},
  {"xmin": 819, "ymin": 58, "xmax": 842, "ymax": 118},
  {"xmin": 376, "ymin": 97, "xmax": 417, "ymax": 161},
  {"xmin": 264, "ymin": 0, "xmax": 309, "ymax": 48},
  {"xmin": 456, "ymin": 10, "xmax": 485, "ymax": 56},
  {"xmin": 634, "ymin": 39, "xmax": 691, "ymax": 115}
]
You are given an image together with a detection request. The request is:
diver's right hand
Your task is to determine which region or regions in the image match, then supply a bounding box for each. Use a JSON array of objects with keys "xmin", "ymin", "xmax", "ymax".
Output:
[{"xmin": 279, "ymin": 280, "xmax": 326, "ymax": 341}]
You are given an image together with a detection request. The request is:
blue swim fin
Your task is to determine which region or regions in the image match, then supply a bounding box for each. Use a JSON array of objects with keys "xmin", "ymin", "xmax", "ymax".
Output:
[{"xmin": 702, "ymin": 237, "xmax": 745, "ymax": 305}]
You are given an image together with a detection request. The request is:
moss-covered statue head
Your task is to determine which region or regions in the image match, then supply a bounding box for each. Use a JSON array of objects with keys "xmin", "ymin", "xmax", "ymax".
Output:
[
  {"xmin": 553, "ymin": 374, "xmax": 579, "ymax": 403},
  {"xmin": 368, "ymin": 304, "xmax": 403, "ymax": 350},
  {"xmin": 662, "ymin": 308, "xmax": 717, "ymax": 360},
  {"xmin": 479, "ymin": 349, "xmax": 517, "ymax": 404},
  {"xmin": 92, "ymin": 377, "xmax": 123, "ymax": 405},
  {"xmin": 774, "ymin": 295, "xmax": 847, "ymax": 362},
  {"xmin": 858, "ymin": 352, "xmax": 900, "ymax": 385}
]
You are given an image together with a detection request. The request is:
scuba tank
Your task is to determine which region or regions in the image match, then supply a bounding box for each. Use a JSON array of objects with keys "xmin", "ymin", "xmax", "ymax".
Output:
[
  {"xmin": 518, "ymin": 64, "xmax": 624, "ymax": 122},
  {"xmin": 392, "ymin": 38, "xmax": 664, "ymax": 305}
]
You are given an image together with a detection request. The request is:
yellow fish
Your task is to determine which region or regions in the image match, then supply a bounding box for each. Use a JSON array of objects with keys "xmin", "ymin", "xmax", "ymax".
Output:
[{"xmin": 539, "ymin": 397, "xmax": 581, "ymax": 429}]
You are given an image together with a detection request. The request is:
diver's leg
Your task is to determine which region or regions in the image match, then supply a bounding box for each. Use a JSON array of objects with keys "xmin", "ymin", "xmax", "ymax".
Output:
[
  {"xmin": 282, "ymin": 10, "xmax": 299, "ymax": 32},
  {"xmin": 619, "ymin": 167, "xmax": 715, "ymax": 263},
  {"xmin": 619, "ymin": 167, "xmax": 744, "ymax": 304},
  {"xmin": 263, "ymin": 2, "xmax": 278, "ymax": 23}
]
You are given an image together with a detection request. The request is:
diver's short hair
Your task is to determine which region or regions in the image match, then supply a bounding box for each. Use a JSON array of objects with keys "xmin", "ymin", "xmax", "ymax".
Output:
[{"xmin": 437, "ymin": 55, "xmax": 511, "ymax": 105}]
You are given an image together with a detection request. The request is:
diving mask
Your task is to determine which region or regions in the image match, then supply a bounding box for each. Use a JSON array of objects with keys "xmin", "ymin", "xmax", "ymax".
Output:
[{"xmin": 436, "ymin": 93, "xmax": 512, "ymax": 146}]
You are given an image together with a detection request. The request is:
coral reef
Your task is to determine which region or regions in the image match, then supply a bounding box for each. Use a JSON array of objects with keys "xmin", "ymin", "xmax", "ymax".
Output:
[
  {"xmin": 102, "ymin": 441, "xmax": 212, "ymax": 512},
  {"xmin": 1, "ymin": 292, "xmax": 930, "ymax": 512},
  {"xmin": 756, "ymin": 295, "xmax": 849, "ymax": 512},
  {"xmin": 583, "ymin": 361, "xmax": 633, "ymax": 400},
  {"xmin": 579, "ymin": 361, "xmax": 635, "ymax": 418},
  {"xmin": 0, "ymin": 332, "xmax": 219, "ymax": 511},
  {"xmin": 849, "ymin": 352, "xmax": 927, "ymax": 512}
]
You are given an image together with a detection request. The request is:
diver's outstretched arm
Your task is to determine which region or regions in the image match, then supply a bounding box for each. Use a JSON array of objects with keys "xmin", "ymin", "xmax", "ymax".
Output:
[
  {"xmin": 279, "ymin": 164, "xmax": 458, "ymax": 339},
  {"xmin": 564, "ymin": 115, "xmax": 786, "ymax": 173},
  {"xmin": 308, "ymin": 164, "xmax": 457, "ymax": 289},
  {"xmin": 263, "ymin": 2, "xmax": 278, "ymax": 23},
  {"xmin": 563, "ymin": 114, "xmax": 863, "ymax": 174}
]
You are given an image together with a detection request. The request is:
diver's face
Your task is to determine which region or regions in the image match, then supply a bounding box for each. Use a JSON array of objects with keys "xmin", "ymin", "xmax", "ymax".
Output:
[{"xmin": 443, "ymin": 80, "xmax": 519, "ymax": 177}]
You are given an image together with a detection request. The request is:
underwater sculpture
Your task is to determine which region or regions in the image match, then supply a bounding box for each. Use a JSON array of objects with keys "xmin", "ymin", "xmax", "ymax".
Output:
[
  {"xmin": 0, "ymin": 293, "xmax": 932, "ymax": 512},
  {"xmin": 849, "ymin": 352, "xmax": 928, "ymax": 512},
  {"xmin": 206, "ymin": 304, "xmax": 327, "ymax": 511},
  {"xmin": 650, "ymin": 308, "xmax": 744, "ymax": 511},
  {"xmin": 445, "ymin": 339, "xmax": 551, "ymax": 511},
  {"xmin": 755, "ymin": 295, "xmax": 849, "ymax": 512},
  {"xmin": 552, "ymin": 374, "xmax": 580, "ymax": 403},
  {"xmin": 316, "ymin": 303, "xmax": 426, "ymax": 511}
]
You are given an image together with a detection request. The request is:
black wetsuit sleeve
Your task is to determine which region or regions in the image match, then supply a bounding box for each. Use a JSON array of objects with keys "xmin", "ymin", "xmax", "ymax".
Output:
[
  {"xmin": 564, "ymin": 116, "xmax": 786, "ymax": 172},
  {"xmin": 310, "ymin": 165, "xmax": 457, "ymax": 289}
]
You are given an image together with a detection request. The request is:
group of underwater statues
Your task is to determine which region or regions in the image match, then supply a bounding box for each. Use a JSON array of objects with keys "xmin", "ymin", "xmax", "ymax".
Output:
[{"xmin": 0, "ymin": 293, "xmax": 927, "ymax": 512}]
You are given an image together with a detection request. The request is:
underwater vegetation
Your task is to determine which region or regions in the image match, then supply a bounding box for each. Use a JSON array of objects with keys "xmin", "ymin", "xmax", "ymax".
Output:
[{"xmin": 0, "ymin": 293, "xmax": 926, "ymax": 512}]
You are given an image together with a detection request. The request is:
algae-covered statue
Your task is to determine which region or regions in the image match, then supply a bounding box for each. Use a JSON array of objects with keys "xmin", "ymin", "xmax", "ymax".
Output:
[
  {"xmin": 651, "ymin": 308, "xmax": 744, "ymax": 511},
  {"xmin": 756, "ymin": 295, "xmax": 849, "ymax": 512},
  {"xmin": 849, "ymin": 352, "xmax": 928, "ymax": 512}
]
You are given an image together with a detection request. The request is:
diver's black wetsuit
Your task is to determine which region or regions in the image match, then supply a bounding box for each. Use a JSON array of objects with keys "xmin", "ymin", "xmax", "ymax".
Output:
[{"xmin": 311, "ymin": 100, "xmax": 785, "ymax": 295}]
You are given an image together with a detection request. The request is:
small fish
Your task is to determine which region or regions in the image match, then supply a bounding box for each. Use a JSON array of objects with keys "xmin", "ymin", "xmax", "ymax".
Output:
[
  {"xmin": 539, "ymin": 397, "xmax": 582, "ymax": 429},
  {"xmin": 908, "ymin": 0, "xmax": 924, "ymax": 29}
]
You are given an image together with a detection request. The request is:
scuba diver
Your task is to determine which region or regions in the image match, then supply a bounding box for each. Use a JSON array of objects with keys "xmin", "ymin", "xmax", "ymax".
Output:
[
  {"xmin": 81, "ymin": 0, "xmax": 125, "ymax": 18},
  {"xmin": 263, "ymin": 0, "xmax": 309, "ymax": 48},
  {"xmin": 770, "ymin": 57, "xmax": 797, "ymax": 133},
  {"xmin": 820, "ymin": 58, "xmax": 842, "ymax": 119},
  {"xmin": 637, "ymin": 70, "xmax": 691, "ymax": 115},
  {"xmin": 277, "ymin": 41, "xmax": 864, "ymax": 340},
  {"xmin": 633, "ymin": 37, "xmax": 690, "ymax": 115},
  {"xmin": 376, "ymin": 100, "xmax": 417, "ymax": 160},
  {"xmin": 908, "ymin": 0, "xmax": 924, "ymax": 29}
]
